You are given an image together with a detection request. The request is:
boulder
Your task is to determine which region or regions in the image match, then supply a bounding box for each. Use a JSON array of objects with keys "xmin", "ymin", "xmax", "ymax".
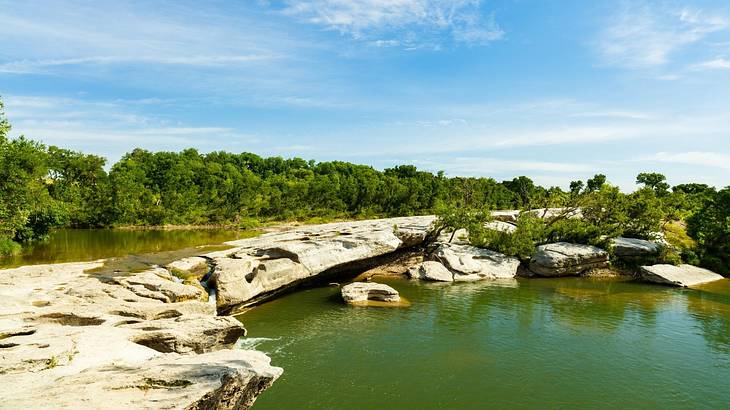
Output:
[
  {"xmin": 529, "ymin": 242, "xmax": 609, "ymax": 276},
  {"xmin": 341, "ymin": 282, "xmax": 400, "ymax": 304},
  {"xmin": 640, "ymin": 264, "xmax": 724, "ymax": 287},
  {"xmin": 611, "ymin": 237, "xmax": 660, "ymax": 257},
  {"xmin": 435, "ymin": 243, "xmax": 520, "ymax": 281},
  {"xmin": 408, "ymin": 261, "xmax": 454, "ymax": 282}
]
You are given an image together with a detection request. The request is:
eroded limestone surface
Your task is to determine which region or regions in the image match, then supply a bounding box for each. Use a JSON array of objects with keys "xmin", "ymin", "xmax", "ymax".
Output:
[{"xmin": 0, "ymin": 261, "xmax": 281, "ymax": 409}]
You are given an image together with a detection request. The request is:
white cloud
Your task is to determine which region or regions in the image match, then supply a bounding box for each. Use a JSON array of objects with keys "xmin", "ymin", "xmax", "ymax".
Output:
[
  {"xmin": 598, "ymin": 3, "xmax": 730, "ymax": 68},
  {"xmin": 690, "ymin": 57, "xmax": 730, "ymax": 70},
  {"xmin": 282, "ymin": 0, "xmax": 503, "ymax": 46},
  {"xmin": 641, "ymin": 151, "xmax": 730, "ymax": 170}
]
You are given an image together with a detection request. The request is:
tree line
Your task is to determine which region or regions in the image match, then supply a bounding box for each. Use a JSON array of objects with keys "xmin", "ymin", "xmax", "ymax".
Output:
[{"xmin": 0, "ymin": 98, "xmax": 727, "ymax": 275}]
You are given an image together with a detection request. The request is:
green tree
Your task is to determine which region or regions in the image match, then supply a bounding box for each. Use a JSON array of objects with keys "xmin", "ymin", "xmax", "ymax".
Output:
[
  {"xmin": 636, "ymin": 172, "xmax": 670, "ymax": 196},
  {"xmin": 687, "ymin": 187, "xmax": 730, "ymax": 275}
]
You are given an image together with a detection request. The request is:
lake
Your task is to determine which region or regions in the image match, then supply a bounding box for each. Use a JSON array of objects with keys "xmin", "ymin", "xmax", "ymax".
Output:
[{"xmin": 239, "ymin": 276, "xmax": 730, "ymax": 409}]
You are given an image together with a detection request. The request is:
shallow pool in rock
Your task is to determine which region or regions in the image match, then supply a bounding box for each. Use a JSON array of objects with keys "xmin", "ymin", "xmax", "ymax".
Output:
[{"xmin": 238, "ymin": 276, "xmax": 730, "ymax": 409}]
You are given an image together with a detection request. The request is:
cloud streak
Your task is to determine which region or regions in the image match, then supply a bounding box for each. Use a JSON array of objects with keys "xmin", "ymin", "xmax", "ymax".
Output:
[{"xmin": 282, "ymin": 0, "xmax": 503, "ymax": 47}]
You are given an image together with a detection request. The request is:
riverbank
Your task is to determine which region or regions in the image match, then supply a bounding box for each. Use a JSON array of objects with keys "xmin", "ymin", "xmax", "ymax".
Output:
[{"xmin": 1, "ymin": 215, "xmax": 725, "ymax": 409}]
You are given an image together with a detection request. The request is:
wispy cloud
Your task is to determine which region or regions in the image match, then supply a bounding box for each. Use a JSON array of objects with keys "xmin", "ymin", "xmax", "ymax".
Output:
[
  {"xmin": 281, "ymin": 0, "xmax": 503, "ymax": 47},
  {"xmin": 690, "ymin": 57, "xmax": 730, "ymax": 70},
  {"xmin": 597, "ymin": 3, "xmax": 730, "ymax": 68},
  {"xmin": 0, "ymin": 55, "xmax": 277, "ymax": 74},
  {"xmin": 641, "ymin": 151, "xmax": 730, "ymax": 170}
]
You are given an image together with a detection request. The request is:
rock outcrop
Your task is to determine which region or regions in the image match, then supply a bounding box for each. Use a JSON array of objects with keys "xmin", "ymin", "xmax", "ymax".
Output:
[
  {"xmin": 639, "ymin": 264, "xmax": 724, "ymax": 287},
  {"xmin": 0, "ymin": 261, "xmax": 281, "ymax": 409},
  {"xmin": 408, "ymin": 261, "xmax": 454, "ymax": 282},
  {"xmin": 341, "ymin": 282, "xmax": 400, "ymax": 304},
  {"xmin": 529, "ymin": 242, "xmax": 609, "ymax": 276},
  {"xmin": 203, "ymin": 216, "xmax": 436, "ymax": 311},
  {"xmin": 435, "ymin": 243, "xmax": 520, "ymax": 281},
  {"xmin": 611, "ymin": 237, "xmax": 660, "ymax": 258}
]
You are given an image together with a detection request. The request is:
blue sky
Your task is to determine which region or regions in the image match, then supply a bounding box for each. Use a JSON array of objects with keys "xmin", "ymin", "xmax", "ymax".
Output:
[{"xmin": 1, "ymin": 0, "xmax": 729, "ymax": 190}]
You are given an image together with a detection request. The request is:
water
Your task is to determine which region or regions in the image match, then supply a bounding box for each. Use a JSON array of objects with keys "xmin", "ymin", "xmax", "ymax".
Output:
[
  {"xmin": 239, "ymin": 277, "xmax": 730, "ymax": 409},
  {"xmin": 0, "ymin": 228, "xmax": 256, "ymax": 268}
]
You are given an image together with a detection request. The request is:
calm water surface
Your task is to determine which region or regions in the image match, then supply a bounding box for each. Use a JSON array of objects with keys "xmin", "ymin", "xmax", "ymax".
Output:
[
  {"xmin": 240, "ymin": 277, "xmax": 730, "ymax": 410},
  {"xmin": 0, "ymin": 228, "xmax": 254, "ymax": 268}
]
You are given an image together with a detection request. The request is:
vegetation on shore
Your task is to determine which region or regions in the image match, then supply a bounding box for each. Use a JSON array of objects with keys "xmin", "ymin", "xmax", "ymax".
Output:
[{"xmin": 0, "ymin": 97, "xmax": 728, "ymax": 275}]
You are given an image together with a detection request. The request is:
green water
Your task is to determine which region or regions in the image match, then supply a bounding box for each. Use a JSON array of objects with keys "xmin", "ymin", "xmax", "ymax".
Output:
[
  {"xmin": 240, "ymin": 277, "xmax": 730, "ymax": 409},
  {"xmin": 0, "ymin": 228, "xmax": 254, "ymax": 268}
]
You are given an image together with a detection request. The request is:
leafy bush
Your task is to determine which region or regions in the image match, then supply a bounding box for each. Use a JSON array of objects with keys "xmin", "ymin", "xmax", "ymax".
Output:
[
  {"xmin": 0, "ymin": 236, "xmax": 21, "ymax": 256},
  {"xmin": 471, "ymin": 213, "xmax": 545, "ymax": 260}
]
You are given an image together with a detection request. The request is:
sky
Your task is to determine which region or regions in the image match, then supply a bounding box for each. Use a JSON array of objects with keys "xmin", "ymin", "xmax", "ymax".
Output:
[{"xmin": 1, "ymin": 0, "xmax": 729, "ymax": 191}]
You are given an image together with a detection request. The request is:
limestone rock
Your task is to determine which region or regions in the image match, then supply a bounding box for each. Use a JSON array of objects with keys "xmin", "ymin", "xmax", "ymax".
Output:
[
  {"xmin": 114, "ymin": 269, "xmax": 205, "ymax": 303},
  {"xmin": 408, "ymin": 261, "xmax": 454, "ymax": 282},
  {"xmin": 611, "ymin": 237, "xmax": 660, "ymax": 257},
  {"xmin": 167, "ymin": 256, "xmax": 209, "ymax": 277},
  {"xmin": 435, "ymin": 243, "xmax": 520, "ymax": 281},
  {"xmin": 529, "ymin": 242, "xmax": 609, "ymax": 277},
  {"xmin": 124, "ymin": 315, "xmax": 246, "ymax": 354},
  {"xmin": 640, "ymin": 264, "xmax": 724, "ymax": 287},
  {"xmin": 211, "ymin": 216, "xmax": 435, "ymax": 310},
  {"xmin": 2, "ymin": 350, "xmax": 282, "ymax": 410},
  {"xmin": 341, "ymin": 282, "xmax": 400, "ymax": 304}
]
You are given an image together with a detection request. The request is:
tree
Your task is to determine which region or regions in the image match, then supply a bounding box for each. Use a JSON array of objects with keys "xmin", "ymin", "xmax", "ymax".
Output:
[
  {"xmin": 687, "ymin": 187, "xmax": 730, "ymax": 275},
  {"xmin": 586, "ymin": 174, "xmax": 606, "ymax": 192},
  {"xmin": 636, "ymin": 172, "xmax": 670, "ymax": 196}
]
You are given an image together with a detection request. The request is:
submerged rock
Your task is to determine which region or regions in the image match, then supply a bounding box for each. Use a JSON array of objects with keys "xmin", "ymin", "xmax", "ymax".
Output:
[
  {"xmin": 435, "ymin": 243, "xmax": 520, "ymax": 281},
  {"xmin": 639, "ymin": 264, "xmax": 724, "ymax": 287},
  {"xmin": 611, "ymin": 237, "xmax": 660, "ymax": 257},
  {"xmin": 408, "ymin": 261, "xmax": 454, "ymax": 282},
  {"xmin": 529, "ymin": 242, "xmax": 609, "ymax": 277},
  {"xmin": 341, "ymin": 282, "xmax": 401, "ymax": 304}
]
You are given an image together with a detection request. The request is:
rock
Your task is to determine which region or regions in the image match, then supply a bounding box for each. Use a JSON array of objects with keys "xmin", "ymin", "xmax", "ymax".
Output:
[
  {"xmin": 485, "ymin": 221, "xmax": 517, "ymax": 233},
  {"xmin": 490, "ymin": 210, "xmax": 520, "ymax": 223},
  {"xmin": 529, "ymin": 242, "xmax": 609, "ymax": 277},
  {"xmin": 124, "ymin": 315, "xmax": 246, "ymax": 354},
  {"xmin": 167, "ymin": 256, "xmax": 209, "ymax": 277},
  {"xmin": 0, "ymin": 258, "xmax": 281, "ymax": 408},
  {"xmin": 341, "ymin": 282, "xmax": 400, "ymax": 304},
  {"xmin": 437, "ymin": 228, "xmax": 470, "ymax": 245},
  {"xmin": 211, "ymin": 216, "xmax": 435, "ymax": 310},
  {"xmin": 407, "ymin": 261, "xmax": 454, "ymax": 282},
  {"xmin": 2, "ymin": 349, "xmax": 281, "ymax": 410},
  {"xmin": 639, "ymin": 264, "xmax": 724, "ymax": 287},
  {"xmin": 611, "ymin": 237, "xmax": 660, "ymax": 257},
  {"xmin": 114, "ymin": 269, "xmax": 205, "ymax": 303},
  {"xmin": 435, "ymin": 243, "xmax": 520, "ymax": 281}
]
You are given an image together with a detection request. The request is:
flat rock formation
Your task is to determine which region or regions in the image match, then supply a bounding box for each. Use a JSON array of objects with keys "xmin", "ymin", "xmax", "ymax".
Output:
[
  {"xmin": 611, "ymin": 237, "xmax": 660, "ymax": 257},
  {"xmin": 0, "ymin": 261, "xmax": 281, "ymax": 409},
  {"xmin": 341, "ymin": 282, "xmax": 401, "ymax": 304},
  {"xmin": 408, "ymin": 261, "xmax": 454, "ymax": 282},
  {"xmin": 435, "ymin": 243, "xmax": 520, "ymax": 281},
  {"xmin": 529, "ymin": 242, "xmax": 609, "ymax": 277},
  {"xmin": 201, "ymin": 216, "xmax": 436, "ymax": 311},
  {"xmin": 640, "ymin": 264, "xmax": 724, "ymax": 287}
]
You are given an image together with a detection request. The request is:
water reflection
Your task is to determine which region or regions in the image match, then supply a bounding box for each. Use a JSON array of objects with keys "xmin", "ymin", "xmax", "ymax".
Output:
[{"xmin": 0, "ymin": 228, "xmax": 256, "ymax": 268}]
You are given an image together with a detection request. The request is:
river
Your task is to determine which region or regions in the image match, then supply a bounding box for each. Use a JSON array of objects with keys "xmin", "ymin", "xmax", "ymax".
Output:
[{"xmin": 239, "ymin": 276, "xmax": 730, "ymax": 409}]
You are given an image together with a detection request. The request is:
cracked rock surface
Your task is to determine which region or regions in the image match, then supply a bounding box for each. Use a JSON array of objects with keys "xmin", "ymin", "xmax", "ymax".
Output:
[{"xmin": 0, "ymin": 261, "xmax": 281, "ymax": 409}]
